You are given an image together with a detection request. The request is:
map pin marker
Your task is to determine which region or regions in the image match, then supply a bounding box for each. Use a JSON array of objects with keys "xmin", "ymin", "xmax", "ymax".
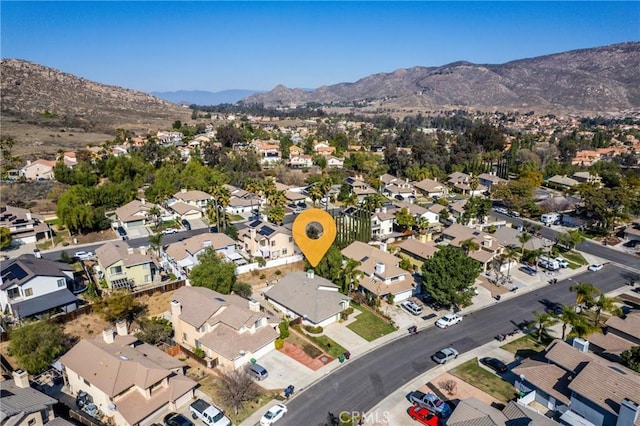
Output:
[{"xmin": 292, "ymin": 208, "xmax": 337, "ymax": 267}]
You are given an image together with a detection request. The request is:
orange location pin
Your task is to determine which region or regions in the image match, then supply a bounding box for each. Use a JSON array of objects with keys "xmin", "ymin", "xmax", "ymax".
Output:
[{"xmin": 292, "ymin": 208, "xmax": 337, "ymax": 267}]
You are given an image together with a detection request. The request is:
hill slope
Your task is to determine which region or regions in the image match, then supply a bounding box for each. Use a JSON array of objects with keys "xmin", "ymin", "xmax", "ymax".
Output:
[
  {"xmin": 242, "ymin": 42, "xmax": 640, "ymax": 115},
  {"xmin": 151, "ymin": 89, "xmax": 263, "ymax": 106},
  {"xmin": 0, "ymin": 59, "xmax": 190, "ymax": 132}
]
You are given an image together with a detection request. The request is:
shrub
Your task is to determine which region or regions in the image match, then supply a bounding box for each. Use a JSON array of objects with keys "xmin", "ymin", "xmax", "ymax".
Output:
[
  {"xmin": 259, "ymin": 274, "xmax": 266, "ymax": 280},
  {"xmin": 274, "ymin": 338, "xmax": 284, "ymax": 350},
  {"xmin": 232, "ymin": 282, "xmax": 253, "ymax": 299},
  {"xmin": 194, "ymin": 347, "xmax": 205, "ymax": 358},
  {"xmin": 275, "ymin": 269, "xmax": 282, "ymax": 276},
  {"xmin": 278, "ymin": 320, "xmax": 289, "ymax": 339},
  {"xmin": 303, "ymin": 325, "xmax": 323, "ymax": 334}
]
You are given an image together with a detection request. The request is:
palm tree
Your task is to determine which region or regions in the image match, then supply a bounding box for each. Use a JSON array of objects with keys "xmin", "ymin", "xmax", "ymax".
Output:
[
  {"xmin": 460, "ymin": 238, "xmax": 479, "ymax": 255},
  {"xmin": 529, "ymin": 248, "xmax": 545, "ymax": 271},
  {"xmin": 569, "ymin": 282, "xmax": 599, "ymax": 313},
  {"xmin": 531, "ymin": 311, "xmax": 558, "ymax": 342},
  {"xmin": 594, "ymin": 294, "xmax": 622, "ymax": 326},
  {"xmin": 468, "ymin": 173, "xmax": 479, "ymax": 198},
  {"xmin": 342, "ymin": 193, "xmax": 358, "ymax": 208},
  {"xmin": 148, "ymin": 232, "xmax": 164, "ymax": 257},
  {"xmin": 558, "ymin": 306, "xmax": 583, "ymax": 341},
  {"xmin": 340, "ymin": 259, "xmax": 362, "ymax": 295},
  {"xmin": 518, "ymin": 232, "xmax": 532, "ymax": 257},
  {"xmin": 503, "ymin": 245, "xmax": 520, "ymax": 279},
  {"xmin": 558, "ymin": 229, "xmax": 586, "ymax": 250}
]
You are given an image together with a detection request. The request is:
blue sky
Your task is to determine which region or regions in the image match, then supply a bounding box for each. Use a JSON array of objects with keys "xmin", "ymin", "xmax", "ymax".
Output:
[{"xmin": 2, "ymin": 2, "xmax": 638, "ymax": 93}]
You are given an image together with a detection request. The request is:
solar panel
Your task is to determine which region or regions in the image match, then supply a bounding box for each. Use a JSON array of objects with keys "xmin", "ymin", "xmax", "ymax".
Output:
[
  {"xmin": 249, "ymin": 220, "xmax": 262, "ymax": 228},
  {"xmin": 259, "ymin": 226, "xmax": 275, "ymax": 236}
]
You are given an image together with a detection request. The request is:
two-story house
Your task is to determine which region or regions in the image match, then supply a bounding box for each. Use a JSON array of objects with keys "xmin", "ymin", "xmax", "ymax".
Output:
[
  {"xmin": 344, "ymin": 175, "xmax": 377, "ymax": 202},
  {"xmin": 0, "ymin": 205, "xmax": 52, "ymax": 245},
  {"xmin": 114, "ymin": 199, "xmax": 157, "ymax": 229},
  {"xmin": 383, "ymin": 179, "xmax": 416, "ymax": 201},
  {"xmin": 440, "ymin": 223, "xmax": 503, "ymax": 271},
  {"xmin": 513, "ymin": 339, "xmax": 640, "ymax": 426},
  {"xmin": 170, "ymin": 286, "xmax": 279, "ymax": 370},
  {"xmin": 238, "ymin": 220, "xmax": 297, "ymax": 260},
  {"xmin": 0, "ymin": 370, "xmax": 72, "ymax": 426},
  {"xmin": 288, "ymin": 145, "xmax": 304, "ymax": 157},
  {"xmin": 448, "ymin": 172, "xmax": 488, "ymax": 196},
  {"xmin": 171, "ymin": 189, "xmax": 213, "ymax": 210},
  {"xmin": 289, "ymin": 154, "xmax": 313, "ymax": 169},
  {"xmin": 326, "ymin": 155, "xmax": 344, "ymax": 169},
  {"xmin": 371, "ymin": 207, "xmax": 396, "ymax": 240},
  {"xmin": 19, "ymin": 159, "xmax": 56, "ymax": 181},
  {"xmin": 413, "ymin": 178, "xmax": 448, "ymax": 199},
  {"xmin": 95, "ymin": 241, "xmax": 158, "ymax": 290},
  {"xmin": 341, "ymin": 241, "xmax": 415, "ymax": 302},
  {"xmin": 61, "ymin": 324, "xmax": 196, "ymax": 426},
  {"xmin": 165, "ymin": 232, "xmax": 237, "ymax": 273},
  {"xmin": 477, "ymin": 173, "xmax": 507, "ymax": 192},
  {"xmin": 0, "ymin": 254, "xmax": 79, "ymax": 320},
  {"xmin": 264, "ymin": 270, "xmax": 350, "ymax": 327}
]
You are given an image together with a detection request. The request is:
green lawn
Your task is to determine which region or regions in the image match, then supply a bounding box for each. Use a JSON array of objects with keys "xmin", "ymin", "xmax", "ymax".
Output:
[
  {"xmin": 304, "ymin": 334, "xmax": 347, "ymax": 358},
  {"xmin": 450, "ymin": 358, "xmax": 519, "ymax": 403},
  {"xmin": 346, "ymin": 302, "xmax": 397, "ymax": 341},
  {"xmin": 500, "ymin": 334, "xmax": 550, "ymax": 359},
  {"xmin": 560, "ymin": 250, "xmax": 588, "ymax": 267}
]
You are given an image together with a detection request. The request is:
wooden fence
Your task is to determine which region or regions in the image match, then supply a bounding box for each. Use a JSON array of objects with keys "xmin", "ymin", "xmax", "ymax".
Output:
[{"xmin": 69, "ymin": 410, "xmax": 106, "ymax": 426}]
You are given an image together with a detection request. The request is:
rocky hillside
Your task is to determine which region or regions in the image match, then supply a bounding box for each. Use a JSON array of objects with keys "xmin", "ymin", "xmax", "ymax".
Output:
[
  {"xmin": 243, "ymin": 42, "xmax": 640, "ymax": 115},
  {"xmin": 0, "ymin": 59, "xmax": 190, "ymax": 133}
]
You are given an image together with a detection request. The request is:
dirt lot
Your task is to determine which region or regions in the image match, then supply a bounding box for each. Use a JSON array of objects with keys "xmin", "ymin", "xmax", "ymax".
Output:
[{"xmin": 236, "ymin": 261, "xmax": 306, "ymax": 289}]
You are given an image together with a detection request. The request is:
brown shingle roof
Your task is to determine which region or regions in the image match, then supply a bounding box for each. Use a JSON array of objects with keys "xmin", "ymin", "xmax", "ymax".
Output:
[
  {"xmin": 397, "ymin": 238, "xmax": 439, "ymax": 260},
  {"xmin": 605, "ymin": 312, "xmax": 640, "ymax": 339},
  {"xmin": 165, "ymin": 233, "xmax": 235, "ymax": 263},
  {"xmin": 512, "ymin": 359, "xmax": 571, "ymax": 405},
  {"xmin": 199, "ymin": 322, "xmax": 278, "ymax": 361},
  {"xmin": 173, "ymin": 190, "xmax": 212, "ymax": 202},
  {"xmin": 114, "ymin": 199, "xmax": 156, "ymax": 223},
  {"xmin": 95, "ymin": 241, "xmax": 155, "ymax": 269}
]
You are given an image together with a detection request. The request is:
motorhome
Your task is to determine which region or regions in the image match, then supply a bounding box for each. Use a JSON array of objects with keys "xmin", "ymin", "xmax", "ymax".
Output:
[
  {"xmin": 541, "ymin": 213, "xmax": 561, "ymax": 226},
  {"xmin": 538, "ymin": 255, "xmax": 560, "ymax": 271}
]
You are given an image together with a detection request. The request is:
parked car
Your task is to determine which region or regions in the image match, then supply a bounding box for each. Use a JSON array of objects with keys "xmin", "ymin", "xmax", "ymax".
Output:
[
  {"xmin": 401, "ymin": 300, "xmax": 423, "ymax": 316},
  {"xmin": 519, "ymin": 265, "xmax": 537, "ymax": 276},
  {"xmin": 246, "ymin": 363, "xmax": 268, "ymax": 381},
  {"xmin": 555, "ymin": 257, "xmax": 569, "ymax": 268},
  {"xmin": 407, "ymin": 406, "xmax": 440, "ymax": 426},
  {"xmin": 116, "ymin": 226, "xmax": 127, "ymax": 237},
  {"xmin": 181, "ymin": 219, "xmax": 192, "ymax": 231},
  {"xmin": 162, "ymin": 228, "xmax": 179, "ymax": 234},
  {"xmin": 545, "ymin": 303, "xmax": 563, "ymax": 315},
  {"xmin": 408, "ymin": 391, "xmax": 452, "ymax": 417},
  {"xmin": 479, "ymin": 357, "xmax": 508, "ymax": 373},
  {"xmin": 494, "ymin": 207, "xmax": 509, "ymax": 215},
  {"xmin": 164, "ymin": 413, "xmax": 194, "ymax": 426},
  {"xmin": 623, "ymin": 239, "xmax": 640, "ymax": 248},
  {"xmin": 508, "ymin": 210, "xmax": 521, "ymax": 217},
  {"xmin": 189, "ymin": 399, "xmax": 230, "ymax": 426},
  {"xmin": 260, "ymin": 403, "xmax": 288, "ymax": 426},
  {"xmin": 74, "ymin": 251, "xmax": 94, "ymax": 260},
  {"xmin": 588, "ymin": 263, "xmax": 604, "ymax": 272},
  {"xmin": 431, "ymin": 347, "xmax": 458, "ymax": 364},
  {"xmin": 435, "ymin": 313, "xmax": 463, "ymax": 329}
]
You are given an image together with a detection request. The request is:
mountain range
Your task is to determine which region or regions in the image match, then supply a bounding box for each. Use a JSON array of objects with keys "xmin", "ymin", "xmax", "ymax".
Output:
[
  {"xmin": 243, "ymin": 42, "xmax": 640, "ymax": 116},
  {"xmin": 151, "ymin": 89, "xmax": 263, "ymax": 106}
]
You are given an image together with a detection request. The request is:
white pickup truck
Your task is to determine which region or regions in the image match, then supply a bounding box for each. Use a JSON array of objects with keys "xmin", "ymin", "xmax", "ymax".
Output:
[{"xmin": 189, "ymin": 399, "xmax": 231, "ymax": 426}]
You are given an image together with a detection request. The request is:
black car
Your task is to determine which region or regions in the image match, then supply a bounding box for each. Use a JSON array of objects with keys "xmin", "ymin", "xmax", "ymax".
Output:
[
  {"xmin": 623, "ymin": 239, "xmax": 640, "ymax": 248},
  {"xmin": 480, "ymin": 357, "xmax": 508, "ymax": 373},
  {"xmin": 181, "ymin": 219, "xmax": 191, "ymax": 231},
  {"xmin": 117, "ymin": 226, "xmax": 127, "ymax": 236},
  {"xmin": 163, "ymin": 413, "xmax": 194, "ymax": 426}
]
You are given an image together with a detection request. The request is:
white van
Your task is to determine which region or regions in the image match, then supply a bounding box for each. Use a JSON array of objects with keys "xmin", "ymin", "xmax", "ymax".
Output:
[
  {"xmin": 538, "ymin": 256, "xmax": 560, "ymax": 271},
  {"xmin": 541, "ymin": 213, "xmax": 561, "ymax": 226}
]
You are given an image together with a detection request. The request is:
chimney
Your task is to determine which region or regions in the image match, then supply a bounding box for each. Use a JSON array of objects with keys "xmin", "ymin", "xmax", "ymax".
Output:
[
  {"xmin": 380, "ymin": 242, "xmax": 387, "ymax": 252},
  {"xmin": 12, "ymin": 369, "xmax": 30, "ymax": 389},
  {"xmin": 141, "ymin": 198, "xmax": 146, "ymax": 205},
  {"xmin": 181, "ymin": 188, "xmax": 187, "ymax": 193},
  {"xmin": 248, "ymin": 299, "xmax": 261, "ymax": 312},
  {"xmin": 617, "ymin": 399, "xmax": 640, "ymax": 426},
  {"xmin": 127, "ymin": 247, "xmax": 134, "ymax": 254},
  {"xmin": 26, "ymin": 211, "xmax": 32, "ymax": 221},
  {"xmin": 382, "ymin": 207, "xmax": 387, "ymax": 214},
  {"xmin": 306, "ymin": 269, "xmax": 315, "ymax": 279},
  {"xmin": 375, "ymin": 262, "xmax": 385, "ymax": 274},
  {"xmin": 116, "ymin": 319, "xmax": 128, "ymax": 336},
  {"xmin": 33, "ymin": 249, "xmax": 42, "ymax": 259},
  {"xmin": 483, "ymin": 235, "xmax": 492, "ymax": 248},
  {"xmin": 171, "ymin": 299, "xmax": 182, "ymax": 317},
  {"xmin": 103, "ymin": 327, "xmax": 115, "ymax": 344},
  {"xmin": 572, "ymin": 337, "xmax": 589, "ymax": 352}
]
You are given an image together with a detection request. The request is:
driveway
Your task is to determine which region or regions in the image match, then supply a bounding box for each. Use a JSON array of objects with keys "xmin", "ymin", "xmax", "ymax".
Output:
[
  {"xmin": 124, "ymin": 225, "xmax": 149, "ymax": 239},
  {"xmin": 254, "ymin": 348, "xmax": 319, "ymax": 391}
]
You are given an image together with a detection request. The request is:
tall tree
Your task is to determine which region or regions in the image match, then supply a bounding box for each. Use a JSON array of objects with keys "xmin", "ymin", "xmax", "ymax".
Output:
[
  {"xmin": 217, "ymin": 369, "xmax": 260, "ymax": 415},
  {"xmin": 8, "ymin": 320, "xmax": 66, "ymax": 373},
  {"xmin": 460, "ymin": 238, "xmax": 480, "ymax": 255},
  {"xmin": 594, "ymin": 294, "xmax": 621, "ymax": 326},
  {"xmin": 148, "ymin": 232, "xmax": 164, "ymax": 257},
  {"xmin": 531, "ymin": 311, "xmax": 558, "ymax": 342},
  {"xmin": 0, "ymin": 227, "xmax": 12, "ymax": 249},
  {"xmin": 421, "ymin": 245, "xmax": 481, "ymax": 308},
  {"xmin": 557, "ymin": 306, "xmax": 583, "ymax": 341},
  {"xmin": 189, "ymin": 248, "xmax": 236, "ymax": 294},
  {"xmin": 569, "ymin": 282, "xmax": 599, "ymax": 312}
]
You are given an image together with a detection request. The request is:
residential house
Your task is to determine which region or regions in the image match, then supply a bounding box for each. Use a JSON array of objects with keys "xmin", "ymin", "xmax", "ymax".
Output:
[
  {"xmin": 447, "ymin": 172, "xmax": 488, "ymax": 196},
  {"xmin": 0, "ymin": 370, "xmax": 72, "ymax": 426},
  {"xmin": 477, "ymin": 173, "xmax": 507, "ymax": 192},
  {"xmin": 383, "ymin": 179, "xmax": 415, "ymax": 201},
  {"xmin": 172, "ymin": 189, "xmax": 213, "ymax": 210},
  {"xmin": 571, "ymin": 150, "xmax": 601, "ymax": 166},
  {"xmin": 224, "ymin": 184, "xmax": 262, "ymax": 214},
  {"xmin": 572, "ymin": 172, "xmax": 602, "ymax": 185},
  {"xmin": 60, "ymin": 326, "xmax": 196, "ymax": 426},
  {"xmin": 396, "ymin": 238, "xmax": 438, "ymax": 263},
  {"xmin": 413, "ymin": 178, "xmax": 448, "ymax": 199},
  {"xmin": 344, "ymin": 175, "xmax": 377, "ymax": 201},
  {"xmin": 341, "ymin": 241, "xmax": 415, "ymax": 302},
  {"xmin": 587, "ymin": 312, "xmax": 640, "ymax": 358},
  {"xmin": 513, "ymin": 339, "xmax": 640, "ymax": 426},
  {"xmin": 157, "ymin": 131, "xmax": 183, "ymax": 144},
  {"xmin": 165, "ymin": 232, "xmax": 238, "ymax": 273},
  {"xmin": 548, "ymin": 175, "xmax": 579, "ymax": 190},
  {"xmin": 95, "ymin": 241, "xmax": 158, "ymax": 290},
  {"xmin": 264, "ymin": 270, "xmax": 350, "ymax": 327},
  {"xmin": 0, "ymin": 254, "xmax": 79, "ymax": 320},
  {"xmin": 371, "ymin": 207, "xmax": 396, "ymax": 241},
  {"xmin": 254, "ymin": 141, "xmax": 281, "ymax": 168},
  {"xmin": 0, "ymin": 205, "xmax": 52, "ymax": 245},
  {"xmin": 114, "ymin": 199, "xmax": 157, "ymax": 229},
  {"xmin": 167, "ymin": 201, "xmax": 203, "ymax": 222},
  {"xmin": 58, "ymin": 151, "xmax": 78, "ymax": 168},
  {"xmin": 19, "ymin": 159, "xmax": 56, "ymax": 180},
  {"xmin": 623, "ymin": 220, "xmax": 640, "ymax": 242},
  {"xmin": 392, "ymin": 200, "xmax": 440, "ymax": 225},
  {"xmin": 447, "ymin": 397, "xmax": 557, "ymax": 426},
  {"xmin": 238, "ymin": 220, "xmax": 297, "ymax": 260},
  {"xmin": 313, "ymin": 141, "xmax": 335, "ymax": 156},
  {"xmin": 448, "ymin": 199, "xmax": 468, "ymax": 223},
  {"xmin": 440, "ymin": 223, "xmax": 503, "ymax": 271},
  {"xmin": 170, "ymin": 286, "xmax": 279, "ymax": 370},
  {"xmin": 289, "ymin": 154, "xmax": 313, "ymax": 169},
  {"xmin": 326, "ymin": 155, "xmax": 344, "ymax": 169},
  {"xmin": 288, "ymin": 145, "xmax": 304, "ymax": 157}
]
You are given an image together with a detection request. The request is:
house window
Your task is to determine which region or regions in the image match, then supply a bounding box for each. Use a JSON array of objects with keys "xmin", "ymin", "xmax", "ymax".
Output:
[
  {"xmin": 83, "ymin": 378, "xmax": 91, "ymax": 387},
  {"xmin": 144, "ymin": 275, "xmax": 151, "ymax": 283},
  {"xmin": 183, "ymin": 332, "xmax": 188, "ymax": 342},
  {"xmin": 282, "ymin": 248, "xmax": 288, "ymax": 255},
  {"xmin": 289, "ymin": 237, "xmax": 293, "ymax": 243},
  {"xmin": 24, "ymin": 288, "xmax": 33, "ymax": 297},
  {"xmin": 195, "ymin": 340, "xmax": 201, "ymax": 349},
  {"xmin": 143, "ymin": 263, "xmax": 150, "ymax": 270},
  {"xmin": 28, "ymin": 419, "xmax": 36, "ymax": 426},
  {"xmin": 110, "ymin": 265, "xmax": 123, "ymax": 275},
  {"xmin": 57, "ymin": 278, "xmax": 66, "ymax": 288},
  {"xmin": 7, "ymin": 288, "xmax": 19, "ymax": 299},
  {"xmin": 271, "ymin": 240, "xmax": 276, "ymax": 247}
]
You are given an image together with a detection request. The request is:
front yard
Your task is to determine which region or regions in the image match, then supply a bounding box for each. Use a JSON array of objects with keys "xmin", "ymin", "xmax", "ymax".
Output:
[
  {"xmin": 449, "ymin": 358, "xmax": 519, "ymax": 403},
  {"xmin": 346, "ymin": 302, "xmax": 397, "ymax": 342},
  {"xmin": 501, "ymin": 334, "xmax": 550, "ymax": 358}
]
